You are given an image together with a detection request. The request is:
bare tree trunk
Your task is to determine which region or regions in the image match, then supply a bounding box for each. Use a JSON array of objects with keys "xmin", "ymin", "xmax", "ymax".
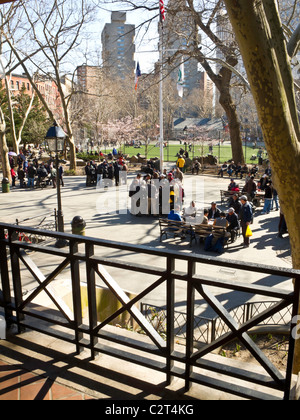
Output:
[
  {"xmin": 224, "ymin": 0, "xmax": 300, "ymax": 374},
  {"xmin": 0, "ymin": 108, "xmax": 11, "ymax": 183},
  {"xmin": 4, "ymin": 76, "xmax": 18, "ymax": 155}
]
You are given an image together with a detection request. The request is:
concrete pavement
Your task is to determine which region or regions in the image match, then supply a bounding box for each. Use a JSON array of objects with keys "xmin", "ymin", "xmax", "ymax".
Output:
[{"xmin": 0, "ymin": 172, "xmax": 293, "ymax": 315}]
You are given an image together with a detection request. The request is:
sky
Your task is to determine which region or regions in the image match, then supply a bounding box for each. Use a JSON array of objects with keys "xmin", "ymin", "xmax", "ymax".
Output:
[{"xmin": 83, "ymin": 5, "xmax": 160, "ymax": 74}]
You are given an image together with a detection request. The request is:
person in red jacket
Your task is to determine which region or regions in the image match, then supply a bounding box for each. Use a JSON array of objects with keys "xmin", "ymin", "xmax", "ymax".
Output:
[{"xmin": 10, "ymin": 168, "xmax": 16, "ymax": 188}]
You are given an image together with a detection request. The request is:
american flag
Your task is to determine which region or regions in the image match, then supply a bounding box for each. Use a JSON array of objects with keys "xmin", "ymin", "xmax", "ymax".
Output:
[
  {"xmin": 159, "ymin": 0, "xmax": 166, "ymax": 22},
  {"xmin": 135, "ymin": 62, "xmax": 141, "ymax": 91}
]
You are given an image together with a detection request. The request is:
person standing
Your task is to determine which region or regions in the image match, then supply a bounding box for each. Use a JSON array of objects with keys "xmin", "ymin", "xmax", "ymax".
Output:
[
  {"xmin": 17, "ymin": 167, "xmax": 25, "ymax": 188},
  {"xmin": 272, "ymin": 188, "xmax": 279, "ymax": 211},
  {"xmin": 27, "ymin": 163, "xmax": 36, "ymax": 189},
  {"xmin": 113, "ymin": 161, "xmax": 120, "ymax": 187},
  {"xmin": 59, "ymin": 165, "xmax": 64, "ymax": 187},
  {"xmin": 239, "ymin": 195, "xmax": 253, "ymax": 247},
  {"xmin": 262, "ymin": 182, "xmax": 273, "ymax": 214},
  {"xmin": 51, "ymin": 166, "xmax": 57, "ymax": 188},
  {"xmin": 85, "ymin": 162, "xmax": 92, "ymax": 187},
  {"xmin": 176, "ymin": 155, "xmax": 186, "ymax": 173},
  {"xmin": 175, "ymin": 167, "xmax": 184, "ymax": 183},
  {"xmin": 96, "ymin": 162, "xmax": 104, "ymax": 187},
  {"xmin": 10, "ymin": 167, "xmax": 16, "ymax": 187}
]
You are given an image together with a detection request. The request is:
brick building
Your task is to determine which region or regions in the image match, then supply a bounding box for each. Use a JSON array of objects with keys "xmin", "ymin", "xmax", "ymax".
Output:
[{"xmin": 1, "ymin": 73, "xmax": 63, "ymax": 120}]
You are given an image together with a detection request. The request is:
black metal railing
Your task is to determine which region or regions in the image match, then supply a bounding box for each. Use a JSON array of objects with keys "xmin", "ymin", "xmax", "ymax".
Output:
[
  {"xmin": 0, "ymin": 222, "xmax": 299, "ymax": 400},
  {"xmin": 141, "ymin": 301, "xmax": 293, "ymax": 345}
]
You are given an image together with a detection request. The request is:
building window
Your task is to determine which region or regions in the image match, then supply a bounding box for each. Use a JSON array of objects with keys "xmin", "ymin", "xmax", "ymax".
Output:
[{"xmin": 16, "ymin": 81, "xmax": 20, "ymax": 90}]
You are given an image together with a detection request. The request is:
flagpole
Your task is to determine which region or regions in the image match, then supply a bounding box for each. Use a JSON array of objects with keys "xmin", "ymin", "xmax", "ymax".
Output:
[{"xmin": 159, "ymin": 13, "xmax": 164, "ymax": 173}]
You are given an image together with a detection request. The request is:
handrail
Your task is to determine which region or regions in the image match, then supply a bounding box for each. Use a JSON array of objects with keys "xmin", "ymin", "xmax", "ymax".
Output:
[{"xmin": 1, "ymin": 222, "xmax": 299, "ymax": 278}]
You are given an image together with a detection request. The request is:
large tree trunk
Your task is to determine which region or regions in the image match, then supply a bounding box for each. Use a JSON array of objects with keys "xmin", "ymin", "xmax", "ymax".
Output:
[
  {"xmin": 0, "ymin": 108, "xmax": 12, "ymax": 183},
  {"xmin": 200, "ymin": 56, "xmax": 245, "ymax": 164},
  {"xmin": 68, "ymin": 135, "xmax": 76, "ymax": 171},
  {"xmin": 219, "ymin": 86, "xmax": 245, "ymax": 165},
  {"xmin": 224, "ymin": 0, "xmax": 300, "ymax": 374},
  {"xmin": 218, "ymin": 58, "xmax": 245, "ymax": 165}
]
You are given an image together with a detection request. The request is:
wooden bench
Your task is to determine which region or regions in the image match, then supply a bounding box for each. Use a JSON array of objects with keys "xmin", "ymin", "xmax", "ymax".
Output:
[
  {"xmin": 193, "ymin": 224, "xmax": 228, "ymax": 239},
  {"xmin": 159, "ymin": 219, "xmax": 235, "ymax": 249},
  {"xmin": 159, "ymin": 219, "xmax": 194, "ymax": 245}
]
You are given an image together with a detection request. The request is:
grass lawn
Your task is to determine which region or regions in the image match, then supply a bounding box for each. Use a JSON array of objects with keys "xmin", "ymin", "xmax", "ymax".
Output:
[
  {"xmin": 120, "ymin": 144, "xmax": 260, "ymax": 164},
  {"xmin": 79, "ymin": 143, "xmax": 261, "ymax": 165}
]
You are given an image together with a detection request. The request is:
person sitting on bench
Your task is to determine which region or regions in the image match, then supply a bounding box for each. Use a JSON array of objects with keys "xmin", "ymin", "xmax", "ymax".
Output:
[
  {"xmin": 168, "ymin": 205, "xmax": 182, "ymax": 222},
  {"xmin": 226, "ymin": 208, "xmax": 240, "ymax": 242}
]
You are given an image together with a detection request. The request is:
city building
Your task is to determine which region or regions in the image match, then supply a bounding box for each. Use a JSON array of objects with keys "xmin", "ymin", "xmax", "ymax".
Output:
[
  {"xmin": 76, "ymin": 65, "xmax": 103, "ymax": 96},
  {"xmin": 3, "ymin": 73, "xmax": 33, "ymax": 96},
  {"xmin": 162, "ymin": 0, "xmax": 202, "ymax": 95},
  {"xmin": 101, "ymin": 11, "xmax": 135, "ymax": 81},
  {"xmin": 159, "ymin": 0, "xmax": 213, "ymax": 118},
  {"xmin": 1, "ymin": 73, "xmax": 64, "ymax": 122}
]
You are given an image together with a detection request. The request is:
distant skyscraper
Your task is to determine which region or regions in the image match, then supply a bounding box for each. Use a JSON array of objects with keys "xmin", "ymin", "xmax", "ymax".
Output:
[
  {"xmin": 163, "ymin": 0, "xmax": 201, "ymax": 94},
  {"xmin": 101, "ymin": 12, "xmax": 135, "ymax": 81}
]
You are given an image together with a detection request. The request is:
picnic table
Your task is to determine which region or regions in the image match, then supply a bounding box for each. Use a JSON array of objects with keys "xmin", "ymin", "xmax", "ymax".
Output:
[
  {"xmin": 159, "ymin": 218, "xmax": 232, "ymax": 248},
  {"xmin": 220, "ymin": 190, "xmax": 242, "ymax": 206},
  {"xmin": 252, "ymin": 190, "xmax": 265, "ymax": 207}
]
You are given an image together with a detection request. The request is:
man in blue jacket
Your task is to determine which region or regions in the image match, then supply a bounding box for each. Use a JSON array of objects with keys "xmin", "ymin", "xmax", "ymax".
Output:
[
  {"xmin": 239, "ymin": 195, "xmax": 253, "ymax": 247},
  {"xmin": 168, "ymin": 206, "xmax": 182, "ymax": 222}
]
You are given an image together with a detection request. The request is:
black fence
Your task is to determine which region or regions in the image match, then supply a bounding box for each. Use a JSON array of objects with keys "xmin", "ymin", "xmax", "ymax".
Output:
[
  {"xmin": 0, "ymin": 222, "xmax": 299, "ymax": 400},
  {"xmin": 141, "ymin": 300, "xmax": 293, "ymax": 345}
]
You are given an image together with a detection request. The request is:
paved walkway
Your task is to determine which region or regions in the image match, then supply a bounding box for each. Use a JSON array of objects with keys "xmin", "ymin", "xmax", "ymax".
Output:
[{"xmin": 0, "ymin": 360, "xmax": 95, "ymax": 400}]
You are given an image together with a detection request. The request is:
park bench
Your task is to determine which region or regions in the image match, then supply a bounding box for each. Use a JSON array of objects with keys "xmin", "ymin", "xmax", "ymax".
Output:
[
  {"xmin": 159, "ymin": 218, "xmax": 194, "ymax": 245},
  {"xmin": 159, "ymin": 219, "xmax": 231, "ymax": 247},
  {"xmin": 192, "ymin": 224, "xmax": 229, "ymax": 245}
]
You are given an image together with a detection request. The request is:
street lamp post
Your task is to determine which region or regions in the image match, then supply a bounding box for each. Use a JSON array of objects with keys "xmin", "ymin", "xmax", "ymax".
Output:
[{"xmin": 45, "ymin": 122, "xmax": 67, "ymax": 247}]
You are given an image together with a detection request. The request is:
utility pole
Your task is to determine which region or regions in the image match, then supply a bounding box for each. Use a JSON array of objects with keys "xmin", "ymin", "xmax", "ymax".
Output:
[{"xmin": 159, "ymin": 23, "xmax": 164, "ymax": 173}]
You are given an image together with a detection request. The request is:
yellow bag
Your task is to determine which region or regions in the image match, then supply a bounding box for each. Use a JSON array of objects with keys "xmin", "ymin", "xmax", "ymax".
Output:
[{"xmin": 245, "ymin": 225, "xmax": 253, "ymax": 237}]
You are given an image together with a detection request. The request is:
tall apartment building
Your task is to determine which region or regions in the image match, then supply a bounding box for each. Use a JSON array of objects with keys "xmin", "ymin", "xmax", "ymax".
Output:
[
  {"xmin": 76, "ymin": 65, "xmax": 102, "ymax": 96},
  {"xmin": 101, "ymin": 11, "xmax": 135, "ymax": 80},
  {"xmin": 162, "ymin": 0, "xmax": 202, "ymax": 95}
]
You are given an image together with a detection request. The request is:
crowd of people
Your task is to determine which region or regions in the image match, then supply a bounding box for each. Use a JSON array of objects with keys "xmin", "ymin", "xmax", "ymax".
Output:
[
  {"xmin": 153, "ymin": 153, "xmax": 285, "ymax": 253},
  {"xmin": 129, "ymin": 163, "xmax": 185, "ymax": 217},
  {"xmin": 8, "ymin": 148, "xmax": 64, "ymax": 189},
  {"xmin": 84, "ymin": 156, "xmax": 128, "ymax": 187}
]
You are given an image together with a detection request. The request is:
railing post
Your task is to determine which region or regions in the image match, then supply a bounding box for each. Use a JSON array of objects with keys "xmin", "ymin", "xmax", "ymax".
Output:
[
  {"xmin": 9, "ymin": 229, "xmax": 25, "ymax": 333},
  {"xmin": 166, "ymin": 256, "xmax": 175, "ymax": 386},
  {"xmin": 185, "ymin": 260, "xmax": 196, "ymax": 392},
  {"xmin": 69, "ymin": 239, "xmax": 84, "ymax": 355},
  {"xmin": 285, "ymin": 276, "xmax": 300, "ymax": 400},
  {"xmin": 0, "ymin": 227, "xmax": 12, "ymax": 325},
  {"xmin": 85, "ymin": 242, "xmax": 98, "ymax": 360}
]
